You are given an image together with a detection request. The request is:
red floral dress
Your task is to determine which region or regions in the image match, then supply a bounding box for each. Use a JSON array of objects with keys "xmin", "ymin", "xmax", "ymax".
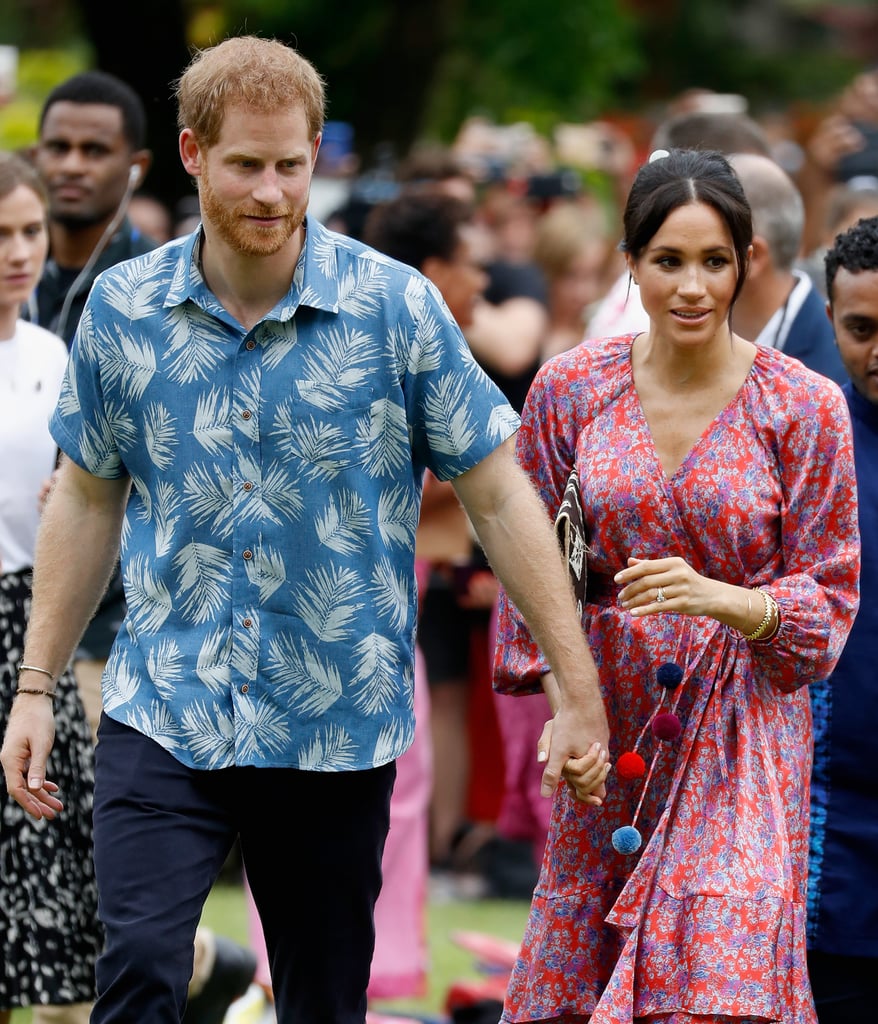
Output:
[{"xmin": 494, "ymin": 336, "xmax": 860, "ymax": 1024}]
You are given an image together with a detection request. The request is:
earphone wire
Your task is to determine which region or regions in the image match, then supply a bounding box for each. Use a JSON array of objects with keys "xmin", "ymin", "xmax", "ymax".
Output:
[{"xmin": 52, "ymin": 167, "xmax": 140, "ymax": 342}]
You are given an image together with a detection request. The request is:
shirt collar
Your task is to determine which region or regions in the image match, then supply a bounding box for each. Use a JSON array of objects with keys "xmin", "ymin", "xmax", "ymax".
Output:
[
  {"xmin": 164, "ymin": 215, "xmax": 342, "ymax": 321},
  {"xmin": 755, "ymin": 269, "xmax": 811, "ymax": 352}
]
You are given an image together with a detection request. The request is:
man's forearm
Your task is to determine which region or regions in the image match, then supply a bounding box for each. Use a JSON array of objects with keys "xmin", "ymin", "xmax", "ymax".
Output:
[
  {"xmin": 454, "ymin": 441, "xmax": 609, "ymax": 795},
  {"xmin": 477, "ymin": 486, "xmax": 601, "ymax": 712},
  {"xmin": 455, "ymin": 446, "xmax": 604, "ymax": 719}
]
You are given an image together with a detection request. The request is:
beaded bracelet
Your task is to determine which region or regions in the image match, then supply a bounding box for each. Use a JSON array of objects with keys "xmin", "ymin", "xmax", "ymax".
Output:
[
  {"xmin": 16, "ymin": 663, "xmax": 58, "ymax": 701},
  {"xmin": 741, "ymin": 588, "xmax": 778, "ymax": 642}
]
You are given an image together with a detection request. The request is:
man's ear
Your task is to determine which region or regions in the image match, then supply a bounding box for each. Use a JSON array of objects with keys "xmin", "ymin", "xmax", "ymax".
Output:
[
  {"xmin": 179, "ymin": 129, "xmax": 203, "ymax": 177},
  {"xmin": 747, "ymin": 235, "xmax": 771, "ymax": 275},
  {"xmin": 742, "ymin": 242, "xmax": 754, "ymax": 277}
]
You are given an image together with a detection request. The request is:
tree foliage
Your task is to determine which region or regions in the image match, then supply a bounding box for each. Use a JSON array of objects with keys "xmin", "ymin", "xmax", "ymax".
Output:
[
  {"xmin": 218, "ymin": 0, "xmax": 643, "ymax": 164},
  {"xmin": 1, "ymin": 0, "xmax": 868, "ymax": 210}
]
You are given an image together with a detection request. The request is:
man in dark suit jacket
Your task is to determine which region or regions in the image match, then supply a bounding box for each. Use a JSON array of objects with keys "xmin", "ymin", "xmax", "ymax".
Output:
[{"xmin": 729, "ymin": 152, "xmax": 846, "ymax": 385}]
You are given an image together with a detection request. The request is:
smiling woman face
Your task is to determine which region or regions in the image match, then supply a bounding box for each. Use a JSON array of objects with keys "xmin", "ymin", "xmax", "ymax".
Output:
[{"xmin": 628, "ymin": 201, "xmax": 740, "ymax": 350}]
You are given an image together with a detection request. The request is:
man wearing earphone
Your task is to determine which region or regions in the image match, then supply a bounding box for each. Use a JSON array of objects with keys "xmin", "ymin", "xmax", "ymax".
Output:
[
  {"xmin": 25, "ymin": 73, "xmax": 156, "ymax": 765},
  {"xmin": 27, "ymin": 71, "xmax": 154, "ymax": 348},
  {"xmin": 23, "ymin": 69, "xmax": 258, "ymax": 1024}
]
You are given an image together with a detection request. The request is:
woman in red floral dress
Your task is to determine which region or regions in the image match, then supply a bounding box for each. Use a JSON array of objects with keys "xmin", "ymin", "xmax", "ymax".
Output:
[{"xmin": 494, "ymin": 148, "xmax": 860, "ymax": 1024}]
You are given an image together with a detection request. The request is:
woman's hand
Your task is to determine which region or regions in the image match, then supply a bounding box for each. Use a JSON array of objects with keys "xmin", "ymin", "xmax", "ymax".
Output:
[
  {"xmin": 615, "ymin": 555, "xmax": 715, "ymax": 616},
  {"xmin": 614, "ymin": 555, "xmax": 765, "ymax": 635}
]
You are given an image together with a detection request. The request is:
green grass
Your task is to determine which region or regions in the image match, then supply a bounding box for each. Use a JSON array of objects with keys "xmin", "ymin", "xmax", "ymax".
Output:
[
  {"xmin": 11, "ymin": 883, "xmax": 530, "ymax": 1023},
  {"xmin": 373, "ymin": 896, "xmax": 528, "ymax": 1020},
  {"xmin": 197, "ymin": 881, "xmax": 530, "ymax": 1020}
]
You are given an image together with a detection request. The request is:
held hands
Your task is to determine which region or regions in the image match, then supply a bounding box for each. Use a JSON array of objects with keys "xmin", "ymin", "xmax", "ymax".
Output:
[
  {"xmin": 537, "ymin": 710, "xmax": 611, "ymax": 806},
  {"xmin": 0, "ymin": 697, "xmax": 63, "ymax": 820}
]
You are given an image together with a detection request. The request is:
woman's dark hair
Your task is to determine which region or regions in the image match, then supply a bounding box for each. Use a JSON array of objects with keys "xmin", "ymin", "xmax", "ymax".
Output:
[{"xmin": 622, "ymin": 149, "xmax": 753, "ymax": 306}]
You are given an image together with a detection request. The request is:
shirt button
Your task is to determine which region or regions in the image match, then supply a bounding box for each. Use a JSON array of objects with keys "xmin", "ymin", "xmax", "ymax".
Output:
[
  {"xmin": 242, "ymin": 481, "xmax": 253, "ymax": 491},
  {"xmin": 241, "ymin": 410, "xmax": 252, "ymax": 420},
  {"xmin": 243, "ymin": 549, "xmax": 253, "ymax": 560},
  {"xmin": 241, "ymin": 683, "xmax": 250, "ymax": 693},
  {"xmin": 245, "ymin": 340, "xmax": 256, "ymax": 351},
  {"xmin": 242, "ymin": 617, "xmax": 253, "ymax": 628}
]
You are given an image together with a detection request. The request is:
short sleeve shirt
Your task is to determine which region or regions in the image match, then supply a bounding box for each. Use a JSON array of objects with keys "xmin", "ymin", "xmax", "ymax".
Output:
[{"xmin": 51, "ymin": 217, "xmax": 519, "ymax": 770}]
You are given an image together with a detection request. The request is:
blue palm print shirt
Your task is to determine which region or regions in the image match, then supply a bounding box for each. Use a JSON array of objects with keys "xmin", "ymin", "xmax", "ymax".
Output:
[{"xmin": 51, "ymin": 216, "xmax": 520, "ymax": 771}]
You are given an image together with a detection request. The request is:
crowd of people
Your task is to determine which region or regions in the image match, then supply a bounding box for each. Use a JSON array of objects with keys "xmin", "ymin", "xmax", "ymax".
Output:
[{"xmin": 0, "ymin": 29, "xmax": 876, "ymax": 1024}]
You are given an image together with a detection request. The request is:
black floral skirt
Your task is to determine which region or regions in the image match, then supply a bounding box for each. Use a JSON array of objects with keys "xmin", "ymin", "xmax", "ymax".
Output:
[{"xmin": 0, "ymin": 570, "xmax": 102, "ymax": 1009}]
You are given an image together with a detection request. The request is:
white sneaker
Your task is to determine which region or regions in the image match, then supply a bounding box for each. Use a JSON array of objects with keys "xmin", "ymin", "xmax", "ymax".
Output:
[{"xmin": 223, "ymin": 984, "xmax": 274, "ymax": 1024}]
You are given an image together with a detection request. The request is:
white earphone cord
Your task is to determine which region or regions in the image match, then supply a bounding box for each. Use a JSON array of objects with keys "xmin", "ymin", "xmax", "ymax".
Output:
[{"xmin": 53, "ymin": 166, "xmax": 141, "ymax": 341}]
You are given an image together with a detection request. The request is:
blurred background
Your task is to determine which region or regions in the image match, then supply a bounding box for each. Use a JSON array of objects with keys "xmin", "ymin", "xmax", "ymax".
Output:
[{"xmin": 2, "ymin": 0, "xmax": 877, "ymax": 219}]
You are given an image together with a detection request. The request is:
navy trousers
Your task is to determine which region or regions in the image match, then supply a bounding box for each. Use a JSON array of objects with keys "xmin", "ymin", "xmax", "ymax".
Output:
[{"xmin": 92, "ymin": 714, "xmax": 396, "ymax": 1023}]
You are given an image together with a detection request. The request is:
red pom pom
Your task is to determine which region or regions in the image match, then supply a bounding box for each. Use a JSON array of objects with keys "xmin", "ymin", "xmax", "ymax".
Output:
[
  {"xmin": 652, "ymin": 711, "xmax": 682, "ymax": 741},
  {"xmin": 616, "ymin": 751, "xmax": 646, "ymax": 779}
]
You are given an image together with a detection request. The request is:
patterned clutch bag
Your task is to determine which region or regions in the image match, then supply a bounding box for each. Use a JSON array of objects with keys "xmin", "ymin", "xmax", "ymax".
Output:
[{"xmin": 554, "ymin": 467, "xmax": 588, "ymax": 615}]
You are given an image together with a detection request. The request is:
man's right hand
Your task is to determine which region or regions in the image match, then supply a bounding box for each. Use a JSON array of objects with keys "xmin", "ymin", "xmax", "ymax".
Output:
[{"xmin": 0, "ymin": 696, "xmax": 63, "ymax": 820}]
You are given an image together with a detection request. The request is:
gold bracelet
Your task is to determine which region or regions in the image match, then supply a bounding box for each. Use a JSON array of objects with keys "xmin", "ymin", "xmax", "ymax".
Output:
[
  {"xmin": 741, "ymin": 588, "xmax": 776, "ymax": 641},
  {"xmin": 18, "ymin": 663, "xmax": 55, "ymax": 682},
  {"xmin": 15, "ymin": 687, "xmax": 57, "ymax": 699},
  {"xmin": 753, "ymin": 591, "xmax": 780, "ymax": 643}
]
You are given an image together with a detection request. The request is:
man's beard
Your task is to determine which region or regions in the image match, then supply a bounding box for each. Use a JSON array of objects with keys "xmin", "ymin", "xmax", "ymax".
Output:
[{"xmin": 198, "ymin": 166, "xmax": 306, "ymax": 258}]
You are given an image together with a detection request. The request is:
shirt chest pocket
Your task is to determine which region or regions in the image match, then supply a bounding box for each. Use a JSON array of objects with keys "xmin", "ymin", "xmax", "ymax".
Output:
[{"xmin": 282, "ymin": 381, "xmax": 376, "ymax": 470}]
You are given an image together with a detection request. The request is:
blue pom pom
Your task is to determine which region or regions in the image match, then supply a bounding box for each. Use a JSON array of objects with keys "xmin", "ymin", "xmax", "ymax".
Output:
[
  {"xmin": 656, "ymin": 662, "xmax": 684, "ymax": 689},
  {"xmin": 612, "ymin": 825, "xmax": 643, "ymax": 854}
]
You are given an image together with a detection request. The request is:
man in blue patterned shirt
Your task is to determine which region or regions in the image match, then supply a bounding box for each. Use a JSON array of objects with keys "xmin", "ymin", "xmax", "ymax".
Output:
[{"xmin": 2, "ymin": 35, "xmax": 609, "ymax": 1024}]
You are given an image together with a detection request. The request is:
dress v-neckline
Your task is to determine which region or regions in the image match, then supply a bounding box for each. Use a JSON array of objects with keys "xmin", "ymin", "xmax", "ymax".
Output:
[{"xmin": 625, "ymin": 341, "xmax": 757, "ymax": 484}]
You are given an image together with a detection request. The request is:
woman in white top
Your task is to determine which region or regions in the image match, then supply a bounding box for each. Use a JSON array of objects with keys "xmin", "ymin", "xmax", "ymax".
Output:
[{"xmin": 0, "ymin": 151, "xmax": 102, "ymax": 1022}]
